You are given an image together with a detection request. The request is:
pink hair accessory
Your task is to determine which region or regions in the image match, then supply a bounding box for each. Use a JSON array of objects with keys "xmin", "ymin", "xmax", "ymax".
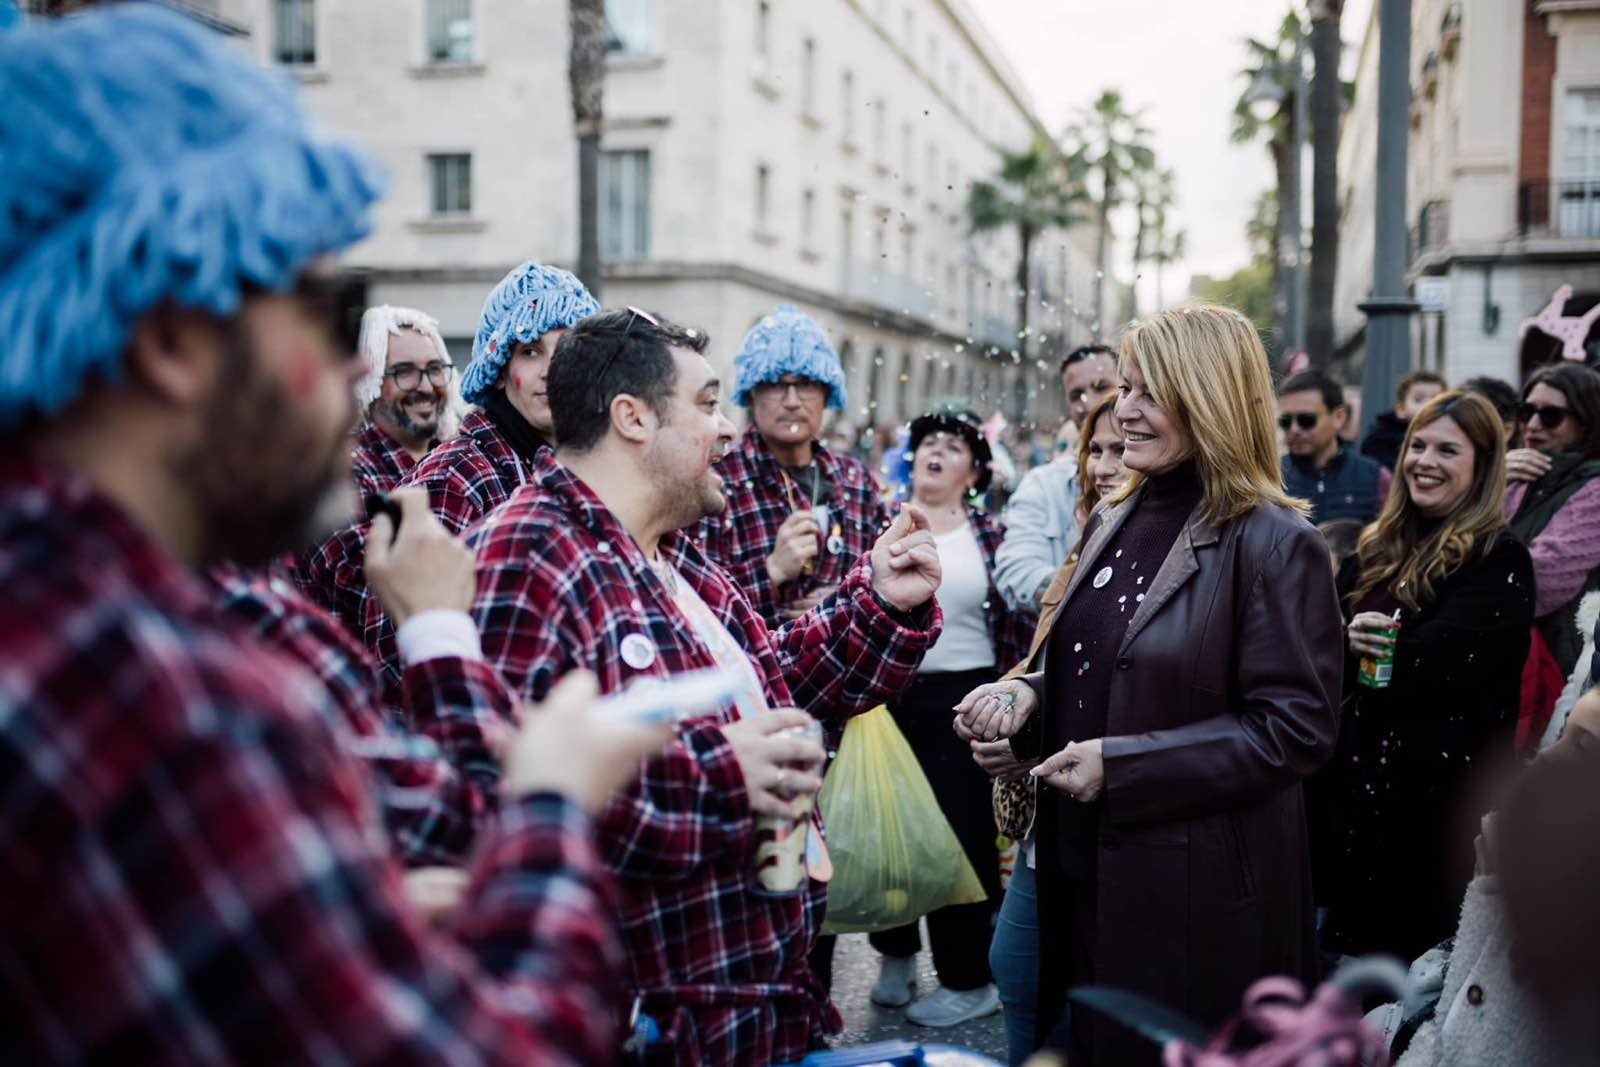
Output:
[
  {"xmin": 1519, "ymin": 284, "xmax": 1600, "ymax": 362},
  {"xmin": 1161, "ymin": 976, "xmax": 1392, "ymax": 1067}
]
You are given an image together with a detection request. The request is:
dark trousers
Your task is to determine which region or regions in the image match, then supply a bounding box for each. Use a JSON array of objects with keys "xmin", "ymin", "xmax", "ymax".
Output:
[{"xmin": 868, "ymin": 668, "xmax": 1003, "ymax": 991}]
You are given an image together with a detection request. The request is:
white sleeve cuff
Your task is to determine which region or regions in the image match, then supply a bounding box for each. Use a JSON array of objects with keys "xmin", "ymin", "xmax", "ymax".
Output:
[{"xmin": 396, "ymin": 610, "xmax": 483, "ymax": 666}]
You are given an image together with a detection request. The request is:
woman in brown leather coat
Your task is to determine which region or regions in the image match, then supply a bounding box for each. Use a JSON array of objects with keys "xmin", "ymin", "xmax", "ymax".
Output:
[{"xmin": 957, "ymin": 305, "xmax": 1344, "ymax": 1065}]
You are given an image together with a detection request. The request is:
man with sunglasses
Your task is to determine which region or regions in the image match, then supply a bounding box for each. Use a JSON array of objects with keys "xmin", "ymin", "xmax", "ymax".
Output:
[
  {"xmin": 466, "ymin": 307, "xmax": 945, "ymax": 1066},
  {"xmin": 993, "ymin": 344, "xmax": 1117, "ymax": 614},
  {"xmin": 352, "ymin": 304, "xmax": 457, "ymax": 498},
  {"xmin": 697, "ymin": 305, "xmax": 892, "ymax": 629},
  {"xmin": 1278, "ymin": 371, "xmax": 1392, "ymax": 525},
  {"xmin": 0, "ymin": 9, "xmax": 673, "ymax": 1063}
]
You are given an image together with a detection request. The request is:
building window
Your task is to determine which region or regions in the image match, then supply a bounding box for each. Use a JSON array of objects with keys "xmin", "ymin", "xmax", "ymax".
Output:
[
  {"xmin": 902, "ymin": 7, "xmax": 914, "ymax": 52},
  {"xmin": 272, "ymin": 0, "xmax": 316, "ymax": 66},
  {"xmin": 842, "ymin": 70, "xmax": 856, "ymax": 141},
  {"xmin": 926, "ymin": 144, "xmax": 938, "ymax": 191},
  {"xmin": 802, "ymin": 188, "xmax": 816, "ymax": 246},
  {"xmin": 1562, "ymin": 89, "xmax": 1600, "ymax": 178},
  {"xmin": 874, "ymin": 98, "xmax": 887, "ymax": 162},
  {"xmin": 427, "ymin": 153, "xmax": 472, "ymax": 216},
  {"xmin": 841, "ymin": 204, "xmax": 855, "ymax": 268},
  {"xmin": 755, "ymin": 0, "xmax": 771, "ymax": 59},
  {"xmin": 801, "ymin": 37, "xmax": 817, "ymax": 116},
  {"xmin": 605, "ymin": 0, "xmax": 652, "ymax": 55},
  {"xmin": 426, "ymin": 0, "xmax": 473, "ymax": 62},
  {"xmin": 601, "ymin": 149, "xmax": 651, "ymax": 259},
  {"xmin": 755, "ymin": 164, "xmax": 771, "ymax": 230},
  {"xmin": 901, "ymin": 121, "xmax": 912, "ymax": 181}
]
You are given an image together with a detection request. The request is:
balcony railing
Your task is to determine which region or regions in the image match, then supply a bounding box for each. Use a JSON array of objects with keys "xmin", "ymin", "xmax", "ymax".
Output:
[
  {"xmin": 1408, "ymin": 199, "xmax": 1450, "ymax": 263},
  {"xmin": 1520, "ymin": 179, "xmax": 1600, "ymax": 239},
  {"xmin": 841, "ymin": 260, "xmax": 938, "ymax": 320}
]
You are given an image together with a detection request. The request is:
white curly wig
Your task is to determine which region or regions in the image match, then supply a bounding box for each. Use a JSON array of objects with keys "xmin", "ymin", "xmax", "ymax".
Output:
[{"xmin": 355, "ymin": 304, "xmax": 461, "ymax": 439}]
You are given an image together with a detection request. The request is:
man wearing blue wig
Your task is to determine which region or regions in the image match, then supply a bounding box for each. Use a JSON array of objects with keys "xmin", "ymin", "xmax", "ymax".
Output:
[
  {"xmin": 0, "ymin": 7, "xmax": 668, "ymax": 1063},
  {"xmin": 697, "ymin": 305, "xmax": 893, "ymax": 631}
]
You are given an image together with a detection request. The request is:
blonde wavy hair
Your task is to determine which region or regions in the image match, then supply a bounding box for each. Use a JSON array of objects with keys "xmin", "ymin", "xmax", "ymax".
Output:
[
  {"xmin": 1349, "ymin": 390, "xmax": 1509, "ymax": 613},
  {"xmin": 1109, "ymin": 304, "xmax": 1306, "ymax": 524}
]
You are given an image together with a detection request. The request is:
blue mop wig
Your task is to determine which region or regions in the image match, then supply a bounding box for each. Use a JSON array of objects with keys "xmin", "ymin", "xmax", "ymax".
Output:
[
  {"xmin": 0, "ymin": 4, "xmax": 383, "ymax": 429},
  {"xmin": 732, "ymin": 305, "xmax": 848, "ymax": 410},
  {"xmin": 459, "ymin": 261, "xmax": 600, "ymax": 406}
]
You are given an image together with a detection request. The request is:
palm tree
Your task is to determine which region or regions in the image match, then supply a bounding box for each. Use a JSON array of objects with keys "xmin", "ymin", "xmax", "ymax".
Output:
[
  {"xmin": 967, "ymin": 135, "xmax": 1087, "ymax": 420},
  {"xmin": 1133, "ymin": 166, "xmax": 1179, "ymax": 315},
  {"xmin": 1064, "ymin": 89, "xmax": 1154, "ymax": 338},
  {"xmin": 1231, "ymin": 11, "xmax": 1302, "ymax": 357},
  {"xmin": 568, "ymin": 0, "xmax": 606, "ymax": 298},
  {"xmin": 1152, "ymin": 230, "xmax": 1190, "ymax": 310},
  {"xmin": 1306, "ymin": 0, "xmax": 1344, "ymax": 367}
]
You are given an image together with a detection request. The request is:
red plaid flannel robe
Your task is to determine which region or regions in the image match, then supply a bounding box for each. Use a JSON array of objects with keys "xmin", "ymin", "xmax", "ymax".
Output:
[
  {"xmin": 467, "ymin": 458, "xmax": 942, "ymax": 1067},
  {"xmin": 210, "ymin": 562, "xmax": 509, "ymax": 867},
  {"xmin": 1, "ymin": 454, "xmax": 624, "ymax": 1066},
  {"xmin": 351, "ymin": 420, "xmax": 420, "ymax": 500},
  {"xmin": 695, "ymin": 426, "xmax": 893, "ymax": 631}
]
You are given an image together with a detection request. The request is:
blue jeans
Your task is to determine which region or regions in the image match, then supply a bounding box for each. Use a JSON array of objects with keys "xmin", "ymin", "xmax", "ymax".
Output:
[{"xmin": 989, "ymin": 856, "xmax": 1040, "ymax": 1066}]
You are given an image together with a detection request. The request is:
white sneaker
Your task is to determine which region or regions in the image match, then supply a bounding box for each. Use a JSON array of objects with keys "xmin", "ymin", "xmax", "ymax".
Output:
[
  {"xmin": 905, "ymin": 983, "xmax": 1001, "ymax": 1027},
  {"xmin": 869, "ymin": 955, "xmax": 917, "ymax": 1008}
]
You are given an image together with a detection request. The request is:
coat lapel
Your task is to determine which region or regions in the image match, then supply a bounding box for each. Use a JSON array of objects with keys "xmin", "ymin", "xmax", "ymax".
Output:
[{"xmin": 1118, "ymin": 503, "xmax": 1219, "ymax": 654}]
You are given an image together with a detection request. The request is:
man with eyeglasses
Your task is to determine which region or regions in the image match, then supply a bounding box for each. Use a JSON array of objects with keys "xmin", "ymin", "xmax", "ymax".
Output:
[
  {"xmin": 1278, "ymin": 371, "xmax": 1391, "ymax": 526},
  {"xmin": 351, "ymin": 304, "xmax": 457, "ymax": 499},
  {"xmin": 993, "ymin": 344, "xmax": 1117, "ymax": 614},
  {"xmin": 697, "ymin": 305, "xmax": 892, "ymax": 629},
  {"xmin": 0, "ymin": 9, "xmax": 673, "ymax": 1063}
]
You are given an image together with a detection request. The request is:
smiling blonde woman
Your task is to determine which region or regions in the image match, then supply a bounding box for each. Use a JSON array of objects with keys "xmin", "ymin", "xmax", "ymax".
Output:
[{"xmin": 956, "ymin": 304, "xmax": 1344, "ymax": 1065}]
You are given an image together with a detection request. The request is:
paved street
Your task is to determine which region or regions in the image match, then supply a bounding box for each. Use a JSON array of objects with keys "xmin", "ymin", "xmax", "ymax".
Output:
[{"xmin": 828, "ymin": 931, "xmax": 1009, "ymax": 1062}]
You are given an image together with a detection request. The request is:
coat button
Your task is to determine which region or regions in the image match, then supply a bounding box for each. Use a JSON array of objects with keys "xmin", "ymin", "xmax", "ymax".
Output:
[
  {"xmin": 1466, "ymin": 984, "xmax": 1484, "ymax": 1006},
  {"xmin": 1116, "ymin": 657, "xmax": 1132, "ymax": 670}
]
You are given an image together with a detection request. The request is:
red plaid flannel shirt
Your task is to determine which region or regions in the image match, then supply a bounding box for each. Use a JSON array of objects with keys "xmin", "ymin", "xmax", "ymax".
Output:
[
  {"xmin": 695, "ymin": 426, "xmax": 893, "ymax": 630},
  {"xmin": 351, "ymin": 420, "xmax": 419, "ymax": 500},
  {"xmin": 210, "ymin": 562, "xmax": 509, "ymax": 867},
  {"xmin": 467, "ymin": 458, "xmax": 942, "ymax": 1067},
  {"xmin": 1, "ymin": 454, "xmax": 625, "ymax": 1066},
  {"xmin": 965, "ymin": 505, "xmax": 1036, "ymax": 673},
  {"xmin": 401, "ymin": 408, "xmax": 541, "ymax": 536}
]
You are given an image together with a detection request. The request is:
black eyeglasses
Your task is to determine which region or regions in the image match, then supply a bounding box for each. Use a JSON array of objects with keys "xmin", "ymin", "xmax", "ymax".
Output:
[
  {"xmin": 1517, "ymin": 402, "xmax": 1576, "ymax": 429},
  {"xmin": 383, "ymin": 361, "xmax": 453, "ymax": 392},
  {"xmin": 1278, "ymin": 412, "xmax": 1320, "ymax": 431}
]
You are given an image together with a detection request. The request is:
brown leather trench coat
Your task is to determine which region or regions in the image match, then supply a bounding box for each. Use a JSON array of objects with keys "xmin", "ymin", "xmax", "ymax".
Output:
[{"xmin": 1017, "ymin": 486, "xmax": 1344, "ymax": 1060}]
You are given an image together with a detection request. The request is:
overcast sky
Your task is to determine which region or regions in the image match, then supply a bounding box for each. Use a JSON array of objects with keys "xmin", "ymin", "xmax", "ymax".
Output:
[{"xmin": 972, "ymin": 0, "xmax": 1375, "ymax": 299}]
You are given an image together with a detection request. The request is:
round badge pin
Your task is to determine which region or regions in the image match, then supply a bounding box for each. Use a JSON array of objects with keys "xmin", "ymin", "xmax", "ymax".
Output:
[
  {"xmin": 826, "ymin": 533, "xmax": 845, "ymax": 555},
  {"xmin": 1092, "ymin": 565, "xmax": 1114, "ymax": 589},
  {"xmin": 620, "ymin": 633, "xmax": 657, "ymax": 670}
]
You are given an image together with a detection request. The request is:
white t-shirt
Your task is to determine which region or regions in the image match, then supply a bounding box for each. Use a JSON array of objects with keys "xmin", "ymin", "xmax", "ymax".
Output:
[{"xmin": 919, "ymin": 520, "xmax": 997, "ymax": 674}]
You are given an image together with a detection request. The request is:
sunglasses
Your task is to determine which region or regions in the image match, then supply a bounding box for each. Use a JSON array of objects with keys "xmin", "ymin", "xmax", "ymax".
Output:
[
  {"xmin": 1278, "ymin": 412, "xmax": 1320, "ymax": 431},
  {"xmin": 591, "ymin": 306, "xmax": 659, "ymax": 413},
  {"xmin": 1517, "ymin": 402, "xmax": 1576, "ymax": 429}
]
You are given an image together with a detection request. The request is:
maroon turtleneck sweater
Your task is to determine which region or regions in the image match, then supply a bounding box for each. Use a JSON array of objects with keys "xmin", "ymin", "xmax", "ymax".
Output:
[{"xmin": 1044, "ymin": 459, "xmax": 1204, "ymax": 847}]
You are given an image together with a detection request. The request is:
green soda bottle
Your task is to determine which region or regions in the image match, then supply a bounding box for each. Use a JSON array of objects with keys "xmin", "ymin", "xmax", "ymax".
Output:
[{"xmin": 1357, "ymin": 609, "xmax": 1401, "ymax": 689}]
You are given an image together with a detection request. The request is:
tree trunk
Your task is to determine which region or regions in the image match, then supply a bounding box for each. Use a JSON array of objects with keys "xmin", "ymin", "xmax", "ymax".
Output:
[
  {"xmin": 569, "ymin": 0, "xmax": 606, "ymax": 299},
  {"xmin": 1093, "ymin": 195, "xmax": 1111, "ymax": 339},
  {"xmin": 1307, "ymin": 0, "xmax": 1343, "ymax": 369},
  {"xmin": 1014, "ymin": 224, "xmax": 1033, "ymax": 424},
  {"xmin": 1270, "ymin": 133, "xmax": 1294, "ymax": 360}
]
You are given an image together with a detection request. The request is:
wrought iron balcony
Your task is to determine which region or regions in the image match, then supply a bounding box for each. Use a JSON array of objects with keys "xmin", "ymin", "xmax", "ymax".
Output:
[{"xmin": 1519, "ymin": 179, "xmax": 1600, "ymax": 239}]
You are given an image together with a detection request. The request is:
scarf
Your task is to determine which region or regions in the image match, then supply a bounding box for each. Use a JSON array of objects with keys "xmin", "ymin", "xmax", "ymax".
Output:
[{"xmin": 483, "ymin": 388, "xmax": 549, "ymax": 464}]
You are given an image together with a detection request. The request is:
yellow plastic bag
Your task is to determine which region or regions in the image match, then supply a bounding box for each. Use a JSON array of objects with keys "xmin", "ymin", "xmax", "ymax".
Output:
[{"xmin": 817, "ymin": 706, "xmax": 987, "ymax": 934}]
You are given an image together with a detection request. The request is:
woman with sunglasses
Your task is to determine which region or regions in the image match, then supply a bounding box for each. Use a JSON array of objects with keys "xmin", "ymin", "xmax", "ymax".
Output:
[
  {"xmin": 1315, "ymin": 391, "xmax": 1534, "ymax": 963},
  {"xmin": 1504, "ymin": 363, "xmax": 1600, "ymax": 681}
]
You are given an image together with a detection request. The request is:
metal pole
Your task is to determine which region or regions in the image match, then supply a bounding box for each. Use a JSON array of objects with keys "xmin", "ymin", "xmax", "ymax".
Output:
[
  {"xmin": 1360, "ymin": 0, "xmax": 1417, "ymax": 435},
  {"xmin": 1289, "ymin": 31, "xmax": 1309, "ymax": 354}
]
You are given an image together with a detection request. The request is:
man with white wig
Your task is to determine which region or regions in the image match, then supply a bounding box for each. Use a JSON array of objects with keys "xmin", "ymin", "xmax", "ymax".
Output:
[{"xmin": 350, "ymin": 303, "xmax": 458, "ymax": 499}]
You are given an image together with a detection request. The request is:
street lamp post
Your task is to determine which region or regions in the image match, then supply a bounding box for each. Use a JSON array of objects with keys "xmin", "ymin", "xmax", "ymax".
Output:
[
  {"xmin": 1245, "ymin": 31, "xmax": 1309, "ymax": 357},
  {"xmin": 1359, "ymin": 0, "xmax": 1417, "ymax": 434}
]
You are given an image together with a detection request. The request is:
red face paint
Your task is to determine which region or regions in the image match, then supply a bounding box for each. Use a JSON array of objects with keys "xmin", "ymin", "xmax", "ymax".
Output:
[
  {"xmin": 286, "ymin": 344, "xmax": 320, "ymax": 401},
  {"xmin": 510, "ymin": 370, "xmax": 523, "ymax": 393}
]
